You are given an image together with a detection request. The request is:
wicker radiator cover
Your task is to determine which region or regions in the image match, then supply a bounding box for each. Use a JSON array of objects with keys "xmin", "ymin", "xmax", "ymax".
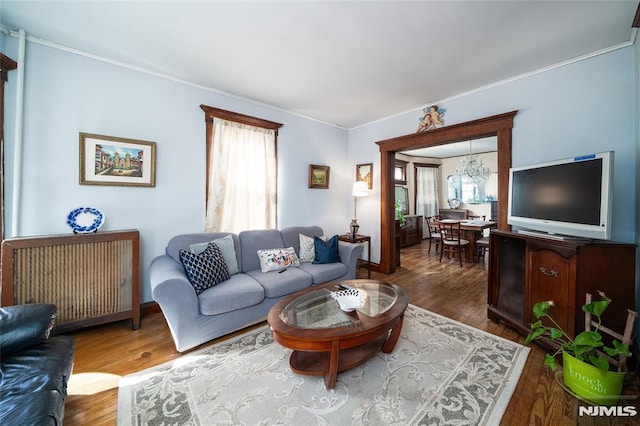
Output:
[{"xmin": 1, "ymin": 230, "xmax": 140, "ymax": 332}]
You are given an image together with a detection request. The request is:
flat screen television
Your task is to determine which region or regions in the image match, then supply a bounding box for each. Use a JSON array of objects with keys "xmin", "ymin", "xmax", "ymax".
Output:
[{"xmin": 507, "ymin": 151, "xmax": 613, "ymax": 240}]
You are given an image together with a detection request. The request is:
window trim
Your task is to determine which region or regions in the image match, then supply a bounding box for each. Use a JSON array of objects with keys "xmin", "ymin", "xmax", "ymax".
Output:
[
  {"xmin": 413, "ymin": 162, "xmax": 439, "ymax": 214},
  {"xmin": 200, "ymin": 104, "xmax": 283, "ymax": 208},
  {"xmin": 394, "ymin": 159, "xmax": 408, "ymax": 185}
]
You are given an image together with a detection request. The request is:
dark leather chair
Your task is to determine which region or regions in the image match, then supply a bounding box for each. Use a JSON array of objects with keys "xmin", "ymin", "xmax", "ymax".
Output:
[{"xmin": 0, "ymin": 304, "xmax": 74, "ymax": 426}]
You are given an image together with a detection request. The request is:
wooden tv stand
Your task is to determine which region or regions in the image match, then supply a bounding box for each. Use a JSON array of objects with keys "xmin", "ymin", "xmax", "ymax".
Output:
[{"xmin": 487, "ymin": 230, "xmax": 636, "ymax": 339}]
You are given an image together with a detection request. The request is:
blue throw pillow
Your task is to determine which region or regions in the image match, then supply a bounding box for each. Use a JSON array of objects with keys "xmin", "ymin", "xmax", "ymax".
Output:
[
  {"xmin": 179, "ymin": 242, "xmax": 230, "ymax": 295},
  {"xmin": 313, "ymin": 234, "xmax": 341, "ymax": 264}
]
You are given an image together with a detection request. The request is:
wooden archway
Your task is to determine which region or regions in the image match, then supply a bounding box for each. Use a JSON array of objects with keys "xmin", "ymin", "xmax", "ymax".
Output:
[{"xmin": 376, "ymin": 111, "xmax": 518, "ymax": 274}]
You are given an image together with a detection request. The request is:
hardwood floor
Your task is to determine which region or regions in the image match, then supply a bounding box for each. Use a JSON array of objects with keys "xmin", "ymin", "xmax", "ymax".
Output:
[{"xmin": 64, "ymin": 240, "xmax": 639, "ymax": 425}]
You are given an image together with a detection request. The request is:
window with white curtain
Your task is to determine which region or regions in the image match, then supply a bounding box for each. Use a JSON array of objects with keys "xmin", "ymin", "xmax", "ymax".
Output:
[
  {"xmin": 415, "ymin": 165, "xmax": 440, "ymax": 237},
  {"xmin": 201, "ymin": 105, "xmax": 283, "ymax": 233}
]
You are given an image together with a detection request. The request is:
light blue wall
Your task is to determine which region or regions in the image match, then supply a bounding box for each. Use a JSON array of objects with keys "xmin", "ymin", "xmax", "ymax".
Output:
[
  {"xmin": 349, "ymin": 45, "xmax": 639, "ymax": 340},
  {"xmin": 2, "ymin": 37, "xmax": 350, "ymax": 302},
  {"xmin": 349, "ymin": 46, "xmax": 637, "ymax": 257}
]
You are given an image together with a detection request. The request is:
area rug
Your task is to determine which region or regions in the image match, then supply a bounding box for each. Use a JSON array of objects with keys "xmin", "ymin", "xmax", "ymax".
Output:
[{"xmin": 117, "ymin": 305, "xmax": 529, "ymax": 425}]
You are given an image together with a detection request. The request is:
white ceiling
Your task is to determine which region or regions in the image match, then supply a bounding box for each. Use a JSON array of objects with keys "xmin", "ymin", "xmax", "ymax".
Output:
[{"xmin": 1, "ymin": 1, "xmax": 638, "ymax": 129}]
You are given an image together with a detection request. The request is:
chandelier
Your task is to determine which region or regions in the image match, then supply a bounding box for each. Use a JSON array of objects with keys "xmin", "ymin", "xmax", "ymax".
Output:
[{"xmin": 455, "ymin": 141, "xmax": 491, "ymax": 182}]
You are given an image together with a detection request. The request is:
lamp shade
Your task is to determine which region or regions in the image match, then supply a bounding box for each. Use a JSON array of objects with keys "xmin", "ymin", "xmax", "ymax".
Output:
[{"xmin": 352, "ymin": 181, "xmax": 369, "ymax": 197}]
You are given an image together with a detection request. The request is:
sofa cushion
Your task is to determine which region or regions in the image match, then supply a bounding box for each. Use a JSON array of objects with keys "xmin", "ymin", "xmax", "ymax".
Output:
[
  {"xmin": 166, "ymin": 232, "xmax": 241, "ymax": 266},
  {"xmin": 190, "ymin": 234, "xmax": 240, "ymax": 275},
  {"xmin": 299, "ymin": 262, "xmax": 348, "ymax": 284},
  {"xmin": 239, "ymin": 229, "xmax": 285, "ymax": 272},
  {"xmin": 198, "ymin": 274, "xmax": 265, "ymax": 315},
  {"xmin": 313, "ymin": 235, "xmax": 341, "ymax": 264},
  {"xmin": 0, "ymin": 335, "xmax": 74, "ymax": 425},
  {"xmin": 246, "ymin": 268, "xmax": 312, "ymax": 298},
  {"xmin": 0, "ymin": 304, "xmax": 57, "ymax": 360},
  {"xmin": 179, "ymin": 243, "xmax": 230, "ymax": 295},
  {"xmin": 281, "ymin": 226, "xmax": 324, "ymax": 255},
  {"xmin": 257, "ymin": 247, "xmax": 301, "ymax": 272},
  {"xmin": 0, "ymin": 390, "xmax": 66, "ymax": 426}
]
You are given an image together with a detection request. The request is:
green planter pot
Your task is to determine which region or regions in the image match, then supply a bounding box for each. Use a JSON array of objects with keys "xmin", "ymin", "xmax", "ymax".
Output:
[{"xmin": 562, "ymin": 351, "xmax": 625, "ymax": 406}]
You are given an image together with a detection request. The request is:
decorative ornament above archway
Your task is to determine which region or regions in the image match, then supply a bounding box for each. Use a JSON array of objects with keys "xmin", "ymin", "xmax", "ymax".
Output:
[{"xmin": 416, "ymin": 105, "xmax": 446, "ymax": 133}]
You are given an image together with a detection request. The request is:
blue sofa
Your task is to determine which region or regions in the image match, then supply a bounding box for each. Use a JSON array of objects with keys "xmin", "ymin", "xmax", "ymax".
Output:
[
  {"xmin": 150, "ymin": 226, "xmax": 364, "ymax": 352},
  {"xmin": 0, "ymin": 304, "xmax": 74, "ymax": 426}
]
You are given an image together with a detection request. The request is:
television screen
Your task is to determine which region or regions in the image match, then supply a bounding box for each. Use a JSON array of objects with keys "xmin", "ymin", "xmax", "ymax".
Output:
[{"xmin": 508, "ymin": 152, "xmax": 613, "ymax": 240}]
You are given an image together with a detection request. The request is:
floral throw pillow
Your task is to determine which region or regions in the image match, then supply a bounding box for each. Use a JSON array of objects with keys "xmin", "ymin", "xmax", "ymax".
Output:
[
  {"xmin": 179, "ymin": 242, "xmax": 230, "ymax": 295},
  {"xmin": 257, "ymin": 247, "xmax": 301, "ymax": 273},
  {"xmin": 299, "ymin": 234, "xmax": 326, "ymax": 263}
]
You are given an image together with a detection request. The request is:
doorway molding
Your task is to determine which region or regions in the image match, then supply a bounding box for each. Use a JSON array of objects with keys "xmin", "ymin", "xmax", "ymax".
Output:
[{"xmin": 376, "ymin": 110, "xmax": 518, "ymax": 274}]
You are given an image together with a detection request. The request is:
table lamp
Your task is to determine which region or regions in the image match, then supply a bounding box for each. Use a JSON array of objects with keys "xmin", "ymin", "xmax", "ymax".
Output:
[{"xmin": 350, "ymin": 181, "xmax": 370, "ymax": 239}]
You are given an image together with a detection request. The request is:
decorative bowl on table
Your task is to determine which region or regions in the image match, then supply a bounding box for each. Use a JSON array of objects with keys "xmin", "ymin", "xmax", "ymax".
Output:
[{"xmin": 330, "ymin": 287, "xmax": 367, "ymax": 312}]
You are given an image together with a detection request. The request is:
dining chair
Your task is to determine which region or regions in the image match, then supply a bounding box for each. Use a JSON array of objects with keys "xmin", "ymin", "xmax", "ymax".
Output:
[
  {"xmin": 468, "ymin": 214, "xmax": 486, "ymax": 221},
  {"xmin": 475, "ymin": 236, "xmax": 489, "ymax": 263},
  {"xmin": 427, "ymin": 215, "xmax": 442, "ymax": 253},
  {"xmin": 438, "ymin": 220, "xmax": 470, "ymax": 267}
]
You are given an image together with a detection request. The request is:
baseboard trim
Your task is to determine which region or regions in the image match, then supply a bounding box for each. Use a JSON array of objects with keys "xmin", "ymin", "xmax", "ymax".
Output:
[{"xmin": 141, "ymin": 301, "xmax": 161, "ymax": 317}]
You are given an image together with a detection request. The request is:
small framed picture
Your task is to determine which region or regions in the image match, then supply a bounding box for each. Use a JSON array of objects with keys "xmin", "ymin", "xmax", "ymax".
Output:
[
  {"xmin": 308, "ymin": 164, "xmax": 330, "ymax": 189},
  {"xmin": 79, "ymin": 132, "xmax": 156, "ymax": 187},
  {"xmin": 356, "ymin": 163, "xmax": 373, "ymax": 189}
]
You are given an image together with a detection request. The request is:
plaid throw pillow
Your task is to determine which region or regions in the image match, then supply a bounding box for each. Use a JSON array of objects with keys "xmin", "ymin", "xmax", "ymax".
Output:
[{"xmin": 179, "ymin": 242, "xmax": 230, "ymax": 295}]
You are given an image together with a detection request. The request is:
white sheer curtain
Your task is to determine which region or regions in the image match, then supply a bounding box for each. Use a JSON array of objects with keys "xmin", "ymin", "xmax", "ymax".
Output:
[
  {"xmin": 205, "ymin": 118, "xmax": 277, "ymax": 233},
  {"xmin": 416, "ymin": 166, "xmax": 440, "ymax": 238}
]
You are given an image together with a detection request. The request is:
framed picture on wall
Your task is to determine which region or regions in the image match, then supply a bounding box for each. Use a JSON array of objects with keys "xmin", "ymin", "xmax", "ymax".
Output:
[
  {"xmin": 356, "ymin": 163, "xmax": 373, "ymax": 189},
  {"xmin": 308, "ymin": 164, "xmax": 330, "ymax": 189},
  {"xmin": 79, "ymin": 132, "xmax": 156, "ymax": 187}
]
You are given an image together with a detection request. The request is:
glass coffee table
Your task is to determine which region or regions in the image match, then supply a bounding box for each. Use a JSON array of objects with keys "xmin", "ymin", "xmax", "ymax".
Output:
[{"xmin": 267, "ymin": 279, "xmax": 408, "ymax": 389}]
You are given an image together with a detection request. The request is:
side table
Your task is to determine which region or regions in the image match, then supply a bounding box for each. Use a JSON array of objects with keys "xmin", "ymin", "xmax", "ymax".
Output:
[{"xmin": 338, "ymin": 234, "xmax": 371, "ymax": 278}]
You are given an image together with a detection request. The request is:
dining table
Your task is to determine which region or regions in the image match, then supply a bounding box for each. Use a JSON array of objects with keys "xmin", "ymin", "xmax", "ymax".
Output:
[{"xmin": 438, "ymin": 219, "xmax": 497, "ymax": 263}]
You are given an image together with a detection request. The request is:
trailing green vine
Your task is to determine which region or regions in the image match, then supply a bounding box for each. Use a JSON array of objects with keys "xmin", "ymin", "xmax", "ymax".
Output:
[{"xmin": 525, "ymin": 291, "xmax": 631, "ymax": 372}]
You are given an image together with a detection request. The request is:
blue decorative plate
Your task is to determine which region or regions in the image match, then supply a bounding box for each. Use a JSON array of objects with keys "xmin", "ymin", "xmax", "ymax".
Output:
[{"xmin": 66, "ymin": 207, "xmax": 104, "ymax": 233}]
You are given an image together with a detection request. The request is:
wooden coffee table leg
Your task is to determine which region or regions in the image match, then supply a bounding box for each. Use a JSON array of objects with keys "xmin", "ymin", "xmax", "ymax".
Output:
[
  {"xmin": 382, "ymin": 314, "xmax": 404, "ymax": 353},
  {"xmin": 324, "ymin": 339, "xmax": 340, "ymax": 389}
]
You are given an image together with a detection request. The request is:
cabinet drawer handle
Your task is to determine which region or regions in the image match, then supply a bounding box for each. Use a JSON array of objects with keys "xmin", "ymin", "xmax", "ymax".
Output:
[{"xmin": 539, "ymin": 267, "xmax": 558, "ymax": 277}]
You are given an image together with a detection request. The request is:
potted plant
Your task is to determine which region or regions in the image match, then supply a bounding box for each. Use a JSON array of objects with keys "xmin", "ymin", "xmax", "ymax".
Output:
[
  {"xmin": 394, "ymin": 202, "xmax": 406, "ymax": 226},
  {"xmin": 525, "ymin": 291, "xmax": 632, "ymax": 406}
]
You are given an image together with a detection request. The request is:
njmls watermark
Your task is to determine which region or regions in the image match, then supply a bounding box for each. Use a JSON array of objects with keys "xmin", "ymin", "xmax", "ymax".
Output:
[{"xmin": 579, "ymin": 406, "xmax": 638, "ymax": 417}]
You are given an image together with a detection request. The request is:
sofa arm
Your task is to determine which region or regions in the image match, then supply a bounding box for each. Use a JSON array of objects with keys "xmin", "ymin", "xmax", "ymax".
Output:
[
  {"xmin": 338, "ymin": 241, "xmax": 364, "ymax": 280},
  {"xmin": 0, "ymin": 304, "xmax": 57, "ymax": 359},
  {"xmin": 149, "ymin": 255, "xmax": 202, "ymax": 345}
]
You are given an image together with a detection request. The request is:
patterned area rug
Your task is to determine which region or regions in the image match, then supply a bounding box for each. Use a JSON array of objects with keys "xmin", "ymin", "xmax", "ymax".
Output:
[{"xmin": 117, "ymin": 305, "xmax": 529, "ymax": 425}]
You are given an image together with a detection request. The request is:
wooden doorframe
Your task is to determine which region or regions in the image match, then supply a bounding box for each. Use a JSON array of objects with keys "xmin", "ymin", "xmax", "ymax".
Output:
[{"xmin": 375, "ymin": 111, "xmax": 518, "ymax": 274}]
